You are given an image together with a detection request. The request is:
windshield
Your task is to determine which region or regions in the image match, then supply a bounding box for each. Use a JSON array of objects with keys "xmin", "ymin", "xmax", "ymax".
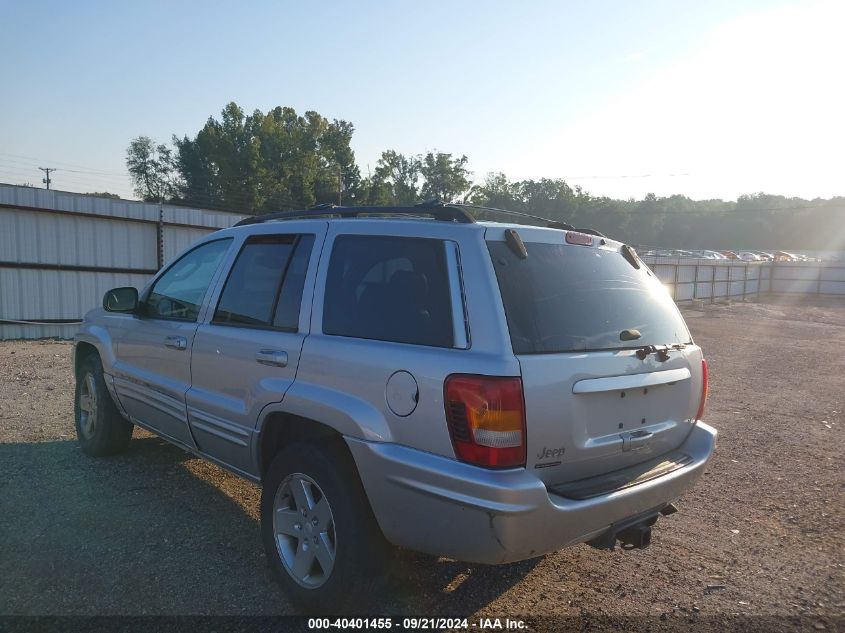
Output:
[{"xmin": 488, "ymin": 241, "xmax": 692, "ymax": 354}]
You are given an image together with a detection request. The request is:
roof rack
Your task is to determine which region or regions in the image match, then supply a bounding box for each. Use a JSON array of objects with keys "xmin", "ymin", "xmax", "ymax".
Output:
[
  {"xmin": 446, "ymin": 203, "xmax": 576, "ymax": 231},
  {"xmin": 231, "ymin": 198, "xmax": 599, "ymax": 236},
  {"xmin": 233, "ymin": 200, "xmax": 475, "ymax": 227}
]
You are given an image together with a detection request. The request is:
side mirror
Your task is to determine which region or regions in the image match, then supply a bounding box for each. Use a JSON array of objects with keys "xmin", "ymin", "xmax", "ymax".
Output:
[{"xmin": 103, "ymin": 287, "xmax": 138, "ymax": 312}]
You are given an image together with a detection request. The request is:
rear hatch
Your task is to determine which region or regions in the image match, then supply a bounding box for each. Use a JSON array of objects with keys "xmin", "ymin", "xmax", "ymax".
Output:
[{"xmin": 485, "ymin": 226, "xmax": 705, "ymax": 486}]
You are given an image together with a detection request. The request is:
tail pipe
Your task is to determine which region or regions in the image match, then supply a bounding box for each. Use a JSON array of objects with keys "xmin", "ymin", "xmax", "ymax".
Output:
[{"xmin": 617, "ymin": 523, "xmax": 652, "ymax": 549}]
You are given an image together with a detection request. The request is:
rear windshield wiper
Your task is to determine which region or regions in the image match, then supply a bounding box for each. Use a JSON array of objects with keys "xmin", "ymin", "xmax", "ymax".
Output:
[{"xmin": 634, "ymin": 343, "xmax": 686, "ymax": 361}]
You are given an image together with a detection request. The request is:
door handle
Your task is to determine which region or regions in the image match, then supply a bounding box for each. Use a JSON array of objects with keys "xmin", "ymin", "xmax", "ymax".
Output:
[
  {"xmin": 255, "ymin": 349, "xmax": 288, "ymax": 368},
  {"xmin": 621, "ymin": 430, "xmax": 653, "ymax": 452},
  {"xmin": 164, "ymin": 335, "xmax": 188, "ymax": 350}
]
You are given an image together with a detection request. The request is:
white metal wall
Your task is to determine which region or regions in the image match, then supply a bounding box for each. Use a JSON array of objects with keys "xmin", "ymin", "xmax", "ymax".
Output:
[
  {"xmin": 770, "ymin": 261, "xmax": 845, "ymax": 294},
  {"xmin": 0, "ymin": 184, "xmax": 247, "ymax": 340},
  {"xmin": 640, "ymin": 256, "xmax": 845, "ymax": 303},
  {"xmin": 0, "ymin": 270, "xmax": 153, "ymax": 339},
  {"xmin": 0, "ymin": 208, "xmax": 158, "ymax": 270},
  {"xmin": 163, "ymin": 226, "xmax": 217, "ymax": 262}
]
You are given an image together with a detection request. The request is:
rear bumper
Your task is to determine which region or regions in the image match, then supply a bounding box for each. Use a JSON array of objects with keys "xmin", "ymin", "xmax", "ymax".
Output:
[{"xmin": 346, "ymin": 421, "xmax": 717, "ymax": 564}]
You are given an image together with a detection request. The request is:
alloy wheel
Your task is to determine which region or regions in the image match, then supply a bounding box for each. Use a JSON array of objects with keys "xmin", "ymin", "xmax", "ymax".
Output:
[
  {"xmin": 78, "ymin": 373, "xmax": 98, "ymax": 439},
  {"xmin": 273, "ymin": 473, "xmax": 337, "ymax": 588}
]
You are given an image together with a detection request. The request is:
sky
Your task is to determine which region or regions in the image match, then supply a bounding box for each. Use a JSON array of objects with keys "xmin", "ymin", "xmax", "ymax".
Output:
[{"xmin": 1, "ymin": 0, "xmax": 843, "ymax": 202}]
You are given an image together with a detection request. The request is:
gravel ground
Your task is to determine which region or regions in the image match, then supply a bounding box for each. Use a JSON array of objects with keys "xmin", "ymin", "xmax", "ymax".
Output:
[{"xmin": 0, "ymin": 295, "xmax": 842, "ymax": 631}]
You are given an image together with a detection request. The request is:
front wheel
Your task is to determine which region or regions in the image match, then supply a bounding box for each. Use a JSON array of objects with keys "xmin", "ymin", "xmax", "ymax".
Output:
[
  {"xmin": 261, "ymin": 442, "xmax": 389, "ymax": 612},
  {"xmin": 75, "ymin": 354, "xmax": 133, "ymax": 456}
]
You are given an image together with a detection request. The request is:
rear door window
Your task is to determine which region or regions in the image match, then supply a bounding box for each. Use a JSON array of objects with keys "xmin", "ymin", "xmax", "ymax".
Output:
[
  {"xmin": 323, "ymin": 235, "xmax": 454, "ymax": 347},
  {"xmin": 488, "ymin": 241, "xmax": 691, "ymax": 353},
  {"xmin": 213, "ymin": 234, "xmax": 314, "ymax": 330}
]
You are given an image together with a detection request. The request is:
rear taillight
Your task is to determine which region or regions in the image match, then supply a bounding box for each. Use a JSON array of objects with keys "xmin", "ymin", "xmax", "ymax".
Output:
[
  {"xmin": 696, "ymin": 359, "xmax": 709, "ymax": 421},
  {"xmin": 444, "ymin": 374, "xmax": 526, "ymax": 468}
]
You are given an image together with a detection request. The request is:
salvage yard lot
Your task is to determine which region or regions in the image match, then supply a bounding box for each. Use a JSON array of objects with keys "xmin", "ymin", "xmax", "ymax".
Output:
[{"xmin": 1, "ymin": 296, "xmax": 843, "ymax": 630}]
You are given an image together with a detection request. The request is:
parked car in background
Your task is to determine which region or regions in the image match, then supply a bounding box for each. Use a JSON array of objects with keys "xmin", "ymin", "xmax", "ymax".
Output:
[
  {"xmin": 737, "ymin": 251, "xmax": 762, "ymax": 262},
  {"xmin": 72, "ymin": 204, "xmax": 716, "ymax": 611},
  {"xmin": 693, "ymin": 250, "xmax": 728, "ymax": 260},
  {"xmin": 638, "ymin": 248, "xmax": 675, "ymax": 258},
  {"xmin": 720, "ymin": 251, "xmax": 741, "ymax": 260}
]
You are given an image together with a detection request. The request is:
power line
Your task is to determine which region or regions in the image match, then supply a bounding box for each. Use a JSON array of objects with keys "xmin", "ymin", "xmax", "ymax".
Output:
[
  {"xmin": 0, "ymin": 167, "xmax": 132, "ymax": 195},
  {"xmin": 0, "ymin": 152, "xmax": 128, "ymax": 176},
  {"xmin": 0, "ymin": 166, "xmax": 130, "ymax": 195},
  {"xmin": 0, "ymin": 158, "xmax": 304, "ymax": 210},
  {"xmin": 0, "ymin": 174, "xmax": 293, "ymax": 214},
  {"xmin": 563, "ymin": 172, "xmax": 691, "ymax": 180},
  {"xmin": 0, "ymin": 159, "xmax": 129, "ymax": 183}
]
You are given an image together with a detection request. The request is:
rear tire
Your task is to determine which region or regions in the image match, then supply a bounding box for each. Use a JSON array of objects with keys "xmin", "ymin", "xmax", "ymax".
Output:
[
  {"xmin": 75, "ymin": 354, "xmax": 133, "ymax": 456},
  {"xmin": 261, "ymin": 441, "xmax": 389, "ymax": 613}
]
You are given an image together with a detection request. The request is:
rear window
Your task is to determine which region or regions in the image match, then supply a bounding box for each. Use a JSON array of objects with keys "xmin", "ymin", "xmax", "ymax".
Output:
[
  {"xmin": 323, "ymin": 235, "xmax": 454, "ymax": 347},
  {"xmin": 488, "ymin": 241, "xmax": 691, "ymax": 354}
]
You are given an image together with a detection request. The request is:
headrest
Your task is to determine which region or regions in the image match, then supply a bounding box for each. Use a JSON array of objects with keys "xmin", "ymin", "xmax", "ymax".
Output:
[{"xmin": 389, "ymin": 270, "xmax": 428, "ymax": 297}]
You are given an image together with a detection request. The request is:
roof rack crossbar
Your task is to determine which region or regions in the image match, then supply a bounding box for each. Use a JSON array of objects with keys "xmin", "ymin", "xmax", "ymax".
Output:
[{"xmin": 233, "ymin": 203, "xmax": 475, "ymax": 227}]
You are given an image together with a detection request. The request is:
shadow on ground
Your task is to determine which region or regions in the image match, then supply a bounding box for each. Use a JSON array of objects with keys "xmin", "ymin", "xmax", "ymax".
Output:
[{"xmin": 0, "ymin": 437, "xmax": 537, "ymax": 615}]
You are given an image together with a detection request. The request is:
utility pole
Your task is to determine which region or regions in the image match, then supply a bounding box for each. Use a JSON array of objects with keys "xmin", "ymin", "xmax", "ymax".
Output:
[
  {"xmin": 337, "ymin": 164, "xmax": 343, "ymax": 206},
  {"xmin": 39, "ymin": 167, "xmax": 55, "ymax": 190}
]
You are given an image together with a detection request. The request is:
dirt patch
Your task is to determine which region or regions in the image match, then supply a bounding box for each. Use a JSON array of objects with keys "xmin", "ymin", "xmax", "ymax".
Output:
[{"xmin": 1, "ymin": 296, "xmax": 843, "ymax": 630}]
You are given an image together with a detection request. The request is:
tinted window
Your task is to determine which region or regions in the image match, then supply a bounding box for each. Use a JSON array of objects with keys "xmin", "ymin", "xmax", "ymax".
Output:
[
  {"xmin": 145, "ymin": 239, "xmax": 232, "ymax": 321},
  {"xmin": 274, "ymin": 235, "xmax": 315, "ymax": 329},
  {"xmin": 323, "ymin": 236, "xmax": 454, "ymax": 347},
  {"xmin": 213, "ymin": 235, "xmax": 315, "ymax": 329},
  {"xmin": 488, "ymin": 241, "xmax": 691, "ymax": 353}
]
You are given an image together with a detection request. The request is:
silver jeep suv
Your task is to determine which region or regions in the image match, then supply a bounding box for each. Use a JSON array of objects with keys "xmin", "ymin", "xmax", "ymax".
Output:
[{"xmin": 73, "ymin": 203, "xmax": 716, "ymax": 609}]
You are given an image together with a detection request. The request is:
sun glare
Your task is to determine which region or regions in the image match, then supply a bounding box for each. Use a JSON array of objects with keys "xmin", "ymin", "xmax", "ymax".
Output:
[{"xmin": 524, "ymin": 0, "xmax": 845, "ymax": 201}]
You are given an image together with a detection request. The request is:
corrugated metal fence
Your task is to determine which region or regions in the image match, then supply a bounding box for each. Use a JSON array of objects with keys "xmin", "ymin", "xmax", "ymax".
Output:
[
  {"xmin": 640, "ymin": 256, "xmax": 845, "ymax": 303},
  {"xmin": 2, "ymin": 183, "xmax": 843, "ymax": 340},
  {"xmin": 0, "ymin": 184, "xmax": 247, "ymax": 339}
]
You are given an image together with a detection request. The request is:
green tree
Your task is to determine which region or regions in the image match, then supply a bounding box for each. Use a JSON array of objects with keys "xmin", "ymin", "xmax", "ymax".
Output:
[
  {"xmin": 173, "ymin": 103, "xmax": 263, "ymax": 212},
  {"xmin": 471, "ymin": 175, "xmax": 585, "ymax": 225},
  {"xmin": 84, "ymin": 191, "xmax": 121, "ymax": 199},
  {"xmin": 125, "ymin": 136, "xmax": 179, "ymax": 202},
  {"xmin": 367, "ymin": 150, "xmax": 422, "ymax": 205},
  {"xmin": 419, "ymin": 152, "xmax": 470, "ymax": 202},
  {"xmin": 469, "ymin": 172, "xmax": 517, "ymax": 209},
  {"xmin": 172, "ymin": 102, "xmax": 360, "ymax": 213},
  {"xmin": 314, "ymin": 119, "xmax": 362, "ymax": 205}
]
